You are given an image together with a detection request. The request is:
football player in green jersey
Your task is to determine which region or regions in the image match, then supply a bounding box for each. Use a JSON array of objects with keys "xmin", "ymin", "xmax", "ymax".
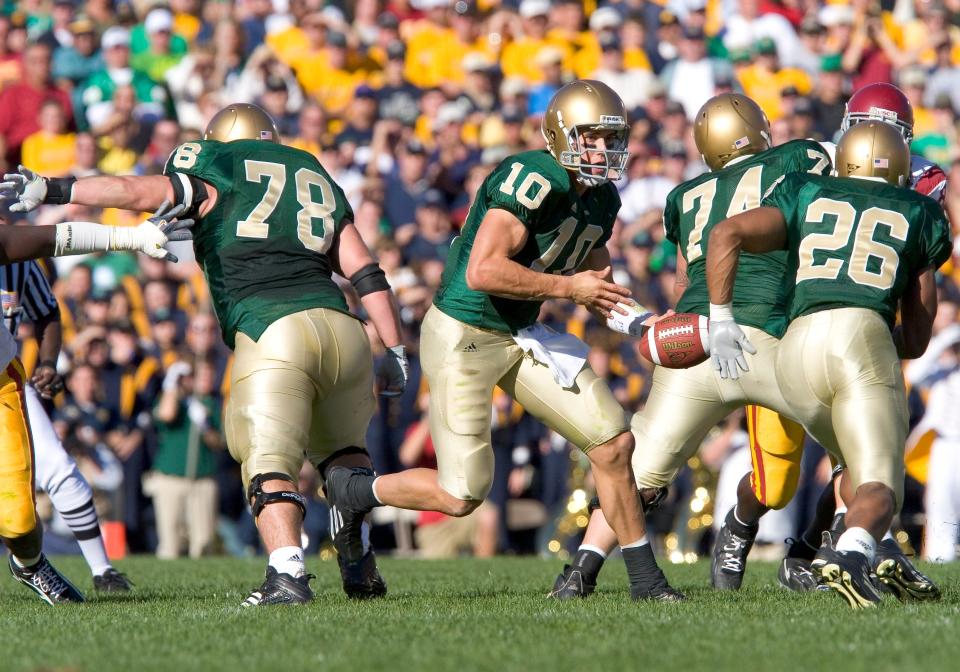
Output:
[
  {"xmin": 322, "ymin": 80, "xmax": 684, "ymax": 601},
  {"xmin": 551, "ymin": 93, "xmax": 833, "ymax": 599},
  {"xmin": 706, "ymin": 121, "xmax": 952, "ymax": 608},
  {"xmin": 0, "ymin": 104, "xmax": 409, "ymax": 606}
]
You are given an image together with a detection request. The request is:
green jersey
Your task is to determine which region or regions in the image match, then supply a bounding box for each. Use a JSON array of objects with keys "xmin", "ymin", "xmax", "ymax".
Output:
[
  {"xmin": 434, "ymin": 150, "xmax": 620, "ymax": 333},
  {"xmin": 762, "ymin": 173, "xmax": 952, "ymax": 327},
  {"xmin": 664, "ymin": 139, "xmax": 832, "ymax": 337},
  {"xmin": 164, "ymin": 140, "xmax": 354, "ymax": 349}
]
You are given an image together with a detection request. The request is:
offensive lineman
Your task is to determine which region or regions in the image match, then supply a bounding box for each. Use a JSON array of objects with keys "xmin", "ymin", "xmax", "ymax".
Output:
[
  {"xmin": 323, "ymin": 80, "xmax": 684, "ymax": 601},
  {"xmin": 720, "ymin": 83, "xmax": 945, "ymax": 599},
  {"xmin": 1, "ymin": 104, "xmax": 409, "ymax": 605},
  {"xmin": 0, "ymin": 201, "xmax": 186, "ymax": 604},
  {"xmin": 550, "ymin": 93, "xmax": 832, "ymax": 598},
  {"xmin": 707, "ymin": 121, "xmax": 951, "ymax": 608}
]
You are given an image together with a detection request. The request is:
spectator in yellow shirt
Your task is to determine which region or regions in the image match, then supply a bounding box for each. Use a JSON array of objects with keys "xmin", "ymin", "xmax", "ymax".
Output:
[
  {"xmin": 403, "ymin": 3, "xmax": 459, "ymax": 89},
  {"xmin": 737, "ymin": 37, "xmax": 812, "ymax": 121},
  {"xmin": 501, "ymin": 0, "xmax": 573, "ymax": 84},
  {"xmin": 297, "ymin": 30, "xmax": 364, "ymax": 116},
  {"xmin": 21, "ymin": 98, "xmax": 76, "ymax": 177}
]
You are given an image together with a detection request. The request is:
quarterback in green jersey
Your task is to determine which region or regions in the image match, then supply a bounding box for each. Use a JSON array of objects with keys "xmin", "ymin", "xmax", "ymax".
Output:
[
  {"xmin": 707, "ymin": 121, "xmax": 952, "ymax": 608},
  {"xmin": 324, "ymin": 80, "xmax": 684, "ymax": 602},
  {"xmin": 551, "ymin": 93, "xmax": 833, "ymax": 599},
  {"xmin": 1, "ymin": 104, "xmax": 408, "ymax": 606}
]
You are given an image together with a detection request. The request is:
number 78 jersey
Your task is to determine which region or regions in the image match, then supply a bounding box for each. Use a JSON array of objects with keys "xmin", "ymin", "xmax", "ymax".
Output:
[
  {"xmin": 165, "ymin": 139, "xmax": 354, "ymax": 349},
  {"xmin": 762, "ymin": 172, "xmax": 952, "ymax": 328},
  {"xmin": 434, "ymin": 150, "xmax": 621, "ymax": 334},
  {"xmin": 664, "ymin": 139, "xmax": 831, "ymax": 338}
]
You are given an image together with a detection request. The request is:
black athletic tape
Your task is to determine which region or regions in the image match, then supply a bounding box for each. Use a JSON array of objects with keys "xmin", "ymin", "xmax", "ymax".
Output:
[
  {"xmin": 247, "ymin": 472, "xmax": 307, "ymax": 520},
  {"xmin": 168, "ymin": 173, "xmax": 208, "ymax": 217},
  {"xmin": 349, "ymin": 263, "xmax": 390, "ymax": 298},
  {"xmin": 44, "ymin": 177, "xmax": 77, "ymax": 205}
]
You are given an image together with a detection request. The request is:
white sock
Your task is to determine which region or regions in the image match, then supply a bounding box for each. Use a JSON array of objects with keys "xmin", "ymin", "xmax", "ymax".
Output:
[
  {"xmin": 620, "ymin": 535, "xmax": 649, "ymax": 550},
  {"xmin": 78, "ymin": 538, "xmax": 113, "ymax": 576},
  {"xmin": 268, "ymin": 546, "xmax": 305, "ymax": 578},
  {"xmin": 882, "ymin": 530, "xmax": 895, "ymax": 542},
  {"xmin": 370, "ymin": 477, "xmax": 384, "ymax": 505},
  {"xmin": 578, "ymin": 544, "xmax": 608, "ymax": 559},
  {"xmin": 12, "ymin": 553, "xmax": 41, "ymax": 569},
  {"xmin": 835, "ymin": 505, "xmax": 848, "ymax": 515},
  {"xmin": 836, "ymin": 527, "xmax": 878, "ymax": 563}
]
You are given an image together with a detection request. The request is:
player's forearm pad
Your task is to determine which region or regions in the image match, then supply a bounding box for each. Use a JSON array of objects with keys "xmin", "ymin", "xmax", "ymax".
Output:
[{"xmin": 43, "ymin": 177, "xmax": 76, "ymax": 205}]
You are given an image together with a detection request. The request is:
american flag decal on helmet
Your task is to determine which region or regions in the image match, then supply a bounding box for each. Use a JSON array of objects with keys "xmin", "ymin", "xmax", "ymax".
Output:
[
  {"xmin": 260, "ymin": 130, "xmax": 273, "ymax": 140},
  {"xmin": 733, "ymin": 136, "xmax": 750, "ymax": 149},
  {"xmin": 874, "ymin": 157, "xmax": 889, "ymax": 168}
]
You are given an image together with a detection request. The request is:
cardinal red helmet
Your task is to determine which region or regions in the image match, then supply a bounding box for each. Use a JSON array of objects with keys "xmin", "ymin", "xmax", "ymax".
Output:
[{"xmin": 841, "ymin": 83, "xmax": 914, "ymax": 140}]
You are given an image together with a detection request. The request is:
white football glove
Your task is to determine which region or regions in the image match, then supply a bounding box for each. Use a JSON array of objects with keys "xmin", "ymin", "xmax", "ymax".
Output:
[
  {"xmin": 606, "ymin": 301, "xmax": 654, "ymax": 337},
  {"xmin": 0, "ymin": 166, "xmax": 48, "ymax": 212},
  {"xmin": 116, "ymin": 201, "xmax": 195, "ymax": 262},
  {"xmin": 377, "ymin": 345, "xmax": 409, "ymax": 397},
  {"xmin": 709, "ymin": 303, "xmax": 756, "ymax": 380}
]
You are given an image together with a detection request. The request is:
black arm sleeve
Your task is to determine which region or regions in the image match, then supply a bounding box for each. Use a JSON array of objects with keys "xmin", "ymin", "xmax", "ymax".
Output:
[{"xmin": 168, "ymin": 172, "xmax": 209, "ymax": 217}]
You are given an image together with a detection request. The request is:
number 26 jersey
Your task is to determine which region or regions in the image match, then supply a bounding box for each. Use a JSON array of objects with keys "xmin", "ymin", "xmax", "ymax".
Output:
[{"xmin": 164, "ymin": 139, "xmax": 354, "ymax": 349}]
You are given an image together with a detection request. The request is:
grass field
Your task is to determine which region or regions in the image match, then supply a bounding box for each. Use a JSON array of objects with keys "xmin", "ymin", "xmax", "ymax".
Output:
[{"xmin": 2, "ymin": 555, "xmax": 959, "ymax": 672}]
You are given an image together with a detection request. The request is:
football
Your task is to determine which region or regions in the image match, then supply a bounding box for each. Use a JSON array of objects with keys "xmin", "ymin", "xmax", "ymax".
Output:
[{"xmin": 637, "ymin": 313, "xmax": 710, "ymax": 369}]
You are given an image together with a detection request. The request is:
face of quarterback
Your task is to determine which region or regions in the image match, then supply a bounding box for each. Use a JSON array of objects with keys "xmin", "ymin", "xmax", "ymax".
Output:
[{"xmin": 576, "ymin": 129, "xmax": 627, "ymax": 181}]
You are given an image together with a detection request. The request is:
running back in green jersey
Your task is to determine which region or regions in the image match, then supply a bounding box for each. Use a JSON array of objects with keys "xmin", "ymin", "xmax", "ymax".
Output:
[
  {"xmin": 762, "ymin": 172, "xmax": 952, "ymax": 327},
  {"xmin": 164, "ymin": 139, "xmax": 354, "ymax": 348},
  {"xmin": 434, "ymin": 150, "xmax": 620, "ymax": 333},
  {"xmin": 663, "ymin": 139, "xmax": 832, "ymax": 337}
]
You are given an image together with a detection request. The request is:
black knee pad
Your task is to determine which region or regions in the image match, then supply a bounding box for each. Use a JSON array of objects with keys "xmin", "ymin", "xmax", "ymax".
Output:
[
  {"xmin": 316, "ymin": 446, "xmax": 371, "ymax": 481},
  {"xmin": 247, "ymin": 472, "xmax": 308, "ymax": 520}
]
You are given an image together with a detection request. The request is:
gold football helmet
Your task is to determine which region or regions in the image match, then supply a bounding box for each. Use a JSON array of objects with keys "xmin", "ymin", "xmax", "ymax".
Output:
[
  {"xmin": 541, "ymin": 80, "xmax": 629, "ymax": 187},
  {"xmin": 694, "ymin": 93, "xmax": 771, "ymax": 170},
  {"xmin": 203, "ymin": 103, "xmax": 280, "ymax": 143},
  {"xmin": 835, "ymin": 120, "xmax": 910, "ymax": 186}
]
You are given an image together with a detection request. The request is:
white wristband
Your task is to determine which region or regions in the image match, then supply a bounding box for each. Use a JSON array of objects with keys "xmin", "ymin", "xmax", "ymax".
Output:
[
  {"xmin": 709, "ymin": 302, "xmax": 736, "ymax": 323},
  {"xmin": 55, "ymin": 221, "xmax": 114, "ymax": 256}
]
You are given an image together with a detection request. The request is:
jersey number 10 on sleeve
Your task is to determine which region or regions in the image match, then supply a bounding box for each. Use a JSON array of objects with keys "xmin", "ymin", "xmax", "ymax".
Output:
[{"xmin": 797, "ymin": 198, "xmax": 908, "ymax": 290}]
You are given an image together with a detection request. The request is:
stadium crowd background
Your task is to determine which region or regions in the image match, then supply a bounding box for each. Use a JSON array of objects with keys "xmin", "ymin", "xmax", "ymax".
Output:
[{"xmin": 2, "ymin": 0, "xmax": 959, "ymax": 563}]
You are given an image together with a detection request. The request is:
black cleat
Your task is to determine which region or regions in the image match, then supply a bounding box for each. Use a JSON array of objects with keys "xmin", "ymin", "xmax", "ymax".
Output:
[
  {"xmin": 873, "ymin": 538, "xmax": 941, "ymax": 602},
  {"xmin": 631, "ymin": 583, "xmax": 686, "ymax": 602},
  {"xmin": 812, "ymin": 533, "xmax": 882, "ymax": 609},
  {"xmin": 778, "ymin": 557, "xmax": 818, "ymax": 592},
  {"xmin": 711, "ymin": 522, "xmax": 756, "ymax": 591},
  {"xmin": 338, "ymin": 550, "xmax": 387, "ymax": 600},
  {"xmin": 548, "ymin": 564, "xmax": 596, "ymax": 600},
  {"xmin": 93, "ymin": 568, "xmax": 133, "ymax": 592},
  {"xmin": 242, "ymin": 567, "xmax": 314, "ymax": 607},
  {"xmin": 8, "ymin": 554, "xmax": 85, "ymax": 605}
]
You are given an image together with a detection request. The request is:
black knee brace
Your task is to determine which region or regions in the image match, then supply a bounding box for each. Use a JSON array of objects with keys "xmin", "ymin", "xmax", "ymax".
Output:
[{"xmin": 247, "ymin": 472, "xmax": 308, "ymax": 520}]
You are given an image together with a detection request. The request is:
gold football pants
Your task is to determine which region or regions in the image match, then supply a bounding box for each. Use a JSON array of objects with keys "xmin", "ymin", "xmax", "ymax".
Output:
[
  {"xmin": 775, "ymin": 308, "xmax": 907, "ymax": 508},
  {"xmin": 744, "ymin": 405, "xmax": 807, "ymax": 509},
  {"xmin": 225, "ymin": 308, "xmax": 376, "ymax": 490},
  {"xmin": 421, "ymin": 306, "xmax": 628, "ymax": 501},
  {"xmin": 0, "ymin": 359, "xmax": 37, "ymax": 538}
]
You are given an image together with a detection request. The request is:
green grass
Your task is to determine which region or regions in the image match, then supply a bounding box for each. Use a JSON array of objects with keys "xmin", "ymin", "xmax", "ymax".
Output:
[{"xmin": 2, "ymin": 556, "xmax": 959, "ymax": 672}]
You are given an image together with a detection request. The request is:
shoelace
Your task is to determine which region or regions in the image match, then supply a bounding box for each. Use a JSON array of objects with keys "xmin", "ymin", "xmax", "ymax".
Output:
[
  {"xmin": 721, "ymin": 536, "xmax": 748, "ymax": 573},
  {"xmin": 29, "ymin": 562, "xmax": 71, "ymax": 599}
]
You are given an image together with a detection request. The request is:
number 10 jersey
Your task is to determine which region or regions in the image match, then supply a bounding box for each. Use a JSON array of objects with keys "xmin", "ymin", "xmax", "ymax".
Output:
[
  {"xmin": 164, "ymin": 139, "xmax": 354, "ymax": 349},
  {"xmin": 434, "ymin": 150, "xmax": 620, "ymax": 334}
]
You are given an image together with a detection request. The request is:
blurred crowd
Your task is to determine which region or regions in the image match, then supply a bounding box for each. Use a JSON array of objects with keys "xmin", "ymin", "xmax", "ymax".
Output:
[{"xmin": 3, "ymin": 0, "xmax": 960, "ymax": 562}]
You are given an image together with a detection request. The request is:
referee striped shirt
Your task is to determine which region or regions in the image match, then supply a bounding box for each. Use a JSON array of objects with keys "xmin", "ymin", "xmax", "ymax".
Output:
[{"xmin": 1, "ymin": 261, "xmax": 59, "ymax": 335}]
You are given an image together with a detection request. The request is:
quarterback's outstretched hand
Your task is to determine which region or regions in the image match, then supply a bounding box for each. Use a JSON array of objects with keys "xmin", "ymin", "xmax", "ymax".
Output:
[
  {"xmin": 378, "ymin": 345, "xmax": 409, "ymax": 397},
  {"xmin": 0, "ymin": 166, "xmax": 48, "ymax": 212},
  {"xmin": 569, "ymin": 266, "xmax": 631, "ymax": 319},
  {"xmin": 709, "ymin": 320, "xmax": 756, "ymax": 380}
]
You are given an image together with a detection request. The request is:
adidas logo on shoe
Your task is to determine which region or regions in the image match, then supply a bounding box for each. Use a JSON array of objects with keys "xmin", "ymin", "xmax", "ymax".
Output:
[{"xmin": 462, "ymin": 343, "xmax": 478, "ymax": 352}]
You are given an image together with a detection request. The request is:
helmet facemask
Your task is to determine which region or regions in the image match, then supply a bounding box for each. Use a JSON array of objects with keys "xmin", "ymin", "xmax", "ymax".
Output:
[
  {"xmin": 555, "ymin": 118, "xmax": 629, "ymax": 187},
  {"xmin": 841, "ymin": 107, "xmax": 914, "ymax": 142}
]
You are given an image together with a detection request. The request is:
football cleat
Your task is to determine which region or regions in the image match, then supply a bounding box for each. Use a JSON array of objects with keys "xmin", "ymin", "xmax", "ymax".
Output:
[
  {"xmin": 778, "ymin": 557, "xmax": 818, "ymax": 592},
  {"xmin": 8, "ymin": 554, "xmax": 85, "ymax": 605},
  {"xmin": 710, "ymin": 522, "xmax": 756, "ymax": 590},
  {"xmin": 241, "ymin": 567, "xmax": 314, "ymax": 607},
  {"xmin": 873, "ymin": 538, "xmax": 941, "ymax": 602},
  {"xmin": 631, "ymin": 583, "xmax": 686, "ymax": 602},
  {"xmin": 338, "ymin": 550, "xmax": 387, "ymax": 600},
  {"xmin": 812, "ymin": 533, "xmax": 882, "ymax": 609},
  {"xmin": 325, "ymin": 467, "xmax": 374, "ymax": 559},
  {"xmin": 93, "ymin": 568, "xmax": 133, "ymax": 592},
  {"xmin": 548, "ymin": 564, "xmax": 596, "ymax": 600}
]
